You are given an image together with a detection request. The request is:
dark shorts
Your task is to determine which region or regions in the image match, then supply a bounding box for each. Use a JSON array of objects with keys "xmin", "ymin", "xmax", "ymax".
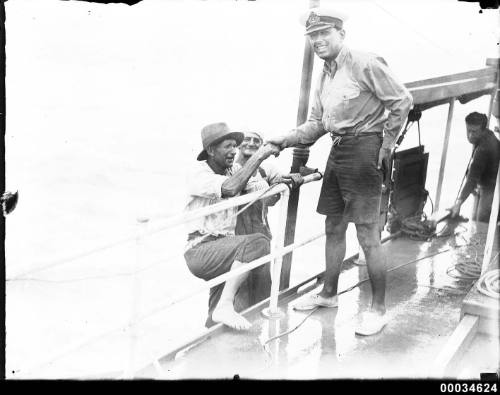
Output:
[
  {"xmin": 317, "ymin": 134, "xmax": 383, "ymax": 224},
  {"xmin": 184, "ymin": 233, "xmax": 271, "ymax": 327}
]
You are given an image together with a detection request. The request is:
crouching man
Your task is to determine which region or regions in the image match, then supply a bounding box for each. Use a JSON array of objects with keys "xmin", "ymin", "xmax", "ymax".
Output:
[{"xmin": 184, "ymin": 122, "xmax": 280, "ymax": 330}]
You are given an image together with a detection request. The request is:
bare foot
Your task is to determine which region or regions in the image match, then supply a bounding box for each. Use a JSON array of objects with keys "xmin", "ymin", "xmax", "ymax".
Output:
[{"xmin": 212, "ymin": 305, "xmax": 251, "ymax": 330}]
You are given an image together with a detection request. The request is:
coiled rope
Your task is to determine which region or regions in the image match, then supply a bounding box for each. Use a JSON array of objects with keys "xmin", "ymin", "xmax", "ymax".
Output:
[
  {"xmin": 476, "ymin": 269, "xmax": 500, "ymax": 299},
  {"xmin": 262, "ymin": 231, "xmax": 498, "ymax": 345},
  {"xmin": 476, "ymin": 250, "xmax": 500, "ymax": 299},
  {"xmin": 446, "ymin": 234, "xmax": 483, "ymax": 282}
]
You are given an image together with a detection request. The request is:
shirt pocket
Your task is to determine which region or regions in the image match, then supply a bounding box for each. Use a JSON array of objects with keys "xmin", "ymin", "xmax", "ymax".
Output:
[
  {"xmin": 341, "ymin": 84, "xmax": 361, "ymax": 107},
  {"xmin": 326, "ymin": 82, "xmax": 361, "ymax": 109}
]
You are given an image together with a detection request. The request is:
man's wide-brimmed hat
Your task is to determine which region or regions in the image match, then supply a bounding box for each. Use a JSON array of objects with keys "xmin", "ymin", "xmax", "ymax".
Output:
[
  {"xmin": 197, "ymin": 122, "xmax": 244, "ymax": 161},
  {"xmin": 299, "ymin": 7, "xmax": 349, "ymax": 35}
]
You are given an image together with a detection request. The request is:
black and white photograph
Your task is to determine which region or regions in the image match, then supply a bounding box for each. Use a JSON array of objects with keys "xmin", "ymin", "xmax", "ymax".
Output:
[{"xmin": 3, "ymin": 0, "xmax": 500, "ymax": 381}]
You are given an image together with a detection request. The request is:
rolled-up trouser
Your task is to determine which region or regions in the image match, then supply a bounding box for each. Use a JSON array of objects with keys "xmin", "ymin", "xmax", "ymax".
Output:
[
  {"xmin": 317, "ymin": 134, "xmax": 383, "ymax": 224},
  {"xmin": 184, "ymin": 233, "xmax": 271, "ymax": 327}
]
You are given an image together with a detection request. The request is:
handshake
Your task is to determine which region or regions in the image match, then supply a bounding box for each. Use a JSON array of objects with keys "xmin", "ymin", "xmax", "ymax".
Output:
[{"xmin": 259, "ymin": 136, "xmax": 289, "ymax": 158}]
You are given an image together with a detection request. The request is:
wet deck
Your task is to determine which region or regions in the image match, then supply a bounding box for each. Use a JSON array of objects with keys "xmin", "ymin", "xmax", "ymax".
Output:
[{"xmin": 137, "ymin": 221, "xmax": 499, "ymax": 379}]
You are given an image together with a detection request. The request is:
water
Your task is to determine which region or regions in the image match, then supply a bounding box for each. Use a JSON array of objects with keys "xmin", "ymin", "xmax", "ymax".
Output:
[{"xmin": 4, "ymin": 0, "xmax": 499, "ymax": 378}]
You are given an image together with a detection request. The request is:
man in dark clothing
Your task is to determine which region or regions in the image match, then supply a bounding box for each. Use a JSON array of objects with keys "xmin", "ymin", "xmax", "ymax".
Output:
[{"xmin": 449, "ymin": 112, "xmax": 500, "ymax": 223}]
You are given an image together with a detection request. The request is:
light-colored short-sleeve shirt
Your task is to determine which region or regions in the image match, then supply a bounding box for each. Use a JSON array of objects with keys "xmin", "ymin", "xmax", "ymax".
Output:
[{"xmin": 184, "ymin": 161, "xmax": 241, "ymax": 248}]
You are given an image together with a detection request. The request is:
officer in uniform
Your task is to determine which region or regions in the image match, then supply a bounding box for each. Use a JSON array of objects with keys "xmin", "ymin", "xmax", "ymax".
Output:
[{"xmin": 268, "ymin": 7, "xmax": 412, "ymax": 335}]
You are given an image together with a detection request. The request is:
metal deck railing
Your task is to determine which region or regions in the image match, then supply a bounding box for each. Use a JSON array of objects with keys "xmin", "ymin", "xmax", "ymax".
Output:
[{"xmin": 13, "ymin": 172, "xmax": 323, "ymax": 379}]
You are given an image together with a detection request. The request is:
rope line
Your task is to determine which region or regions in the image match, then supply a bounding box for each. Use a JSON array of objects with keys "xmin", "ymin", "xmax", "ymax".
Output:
[
  {"xmin": 262, "ymin": 232, "xmax": 497, "ymax": 346},
  {"xmin": 263, "ymin": 246, "xmax": 454, "ymax": 345},
  {"xmin": 9, "ymin": 175, "xmax": 308, "ymax": 281},
  {"xmin": 15, "ymin": 231, "xmax": 325, "ymax": 378},
  {"xmin": 446, "ymin": 234, "xmax": 484, "ymax": 282},
  {"xmin": 7, "ymin": 256, "xmax": 167, "ymax": 284},
  {"xmin": 476, "ymin": 268, "xmax": 500, "ymax": 299},
  {"xmin": 476, "ymin": 251, "xmax": 500, "ymax": 299},
  {"xmin": 7, "ymin": 184, "xmax": 286, "ymax": 283}
]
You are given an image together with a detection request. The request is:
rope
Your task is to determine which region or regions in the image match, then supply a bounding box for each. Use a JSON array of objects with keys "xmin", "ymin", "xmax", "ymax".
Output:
[
  {"xmin": 388, "ymin": 192, "xmax": 460, "ymax": 241},
  {"xmin": 476, "ymin": 251, "xmax": 500, "ymax": 299},
  {"xmin": 262, "ymin": 247, "xmax": 454, "ymax": 345},
  {"xmin": 446, "ymin": 235, "xmax": 483, "ymax": 282},
  {"xmin": 6, "ymin": 255, "xmax": 169, "ymax": 284},
  {"xmin": 262, "ymin": 235, "xmax": 486, "ymax": 347},
  {"xmin": 15, "ymin": 232, "xmax": 326, "ymax": 378},
  {"xmin": 262, "ymin": 308, "xmax": 319, "ymax": 346},
  {"xmin": 389, "ymin": 116, "xmax": 437, "ymax": 241},
  {"xmin": 392, "ymin": 208, "xmax": 446, "ymax": 241},
  {"xmin": 8, "ymin": 234, "xmax": 141, "ymax": 280},
  {"xmin": 9, "ymin": 176, "xmax": 306, "ymax": 283},
  {"xmin": 476, "ymin": 268, "xmax": 500, "ymax": 299},
  {"xmin": 184, "ymin": 181, "xmax": 287, "ymax": 247},
  {"xmin": 11, "ymin": 174, "xmax": 321, "ymax": 377},
  {"xmin": 454, "ymin": 146, "xmax": 477, "ymax": 204},
  {"xmin": 9, "ymin": 180, "xmax": 294, "ymax": 281}
]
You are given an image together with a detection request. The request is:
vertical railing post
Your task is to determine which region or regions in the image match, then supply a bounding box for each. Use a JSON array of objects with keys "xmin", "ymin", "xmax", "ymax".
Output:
[
  {"xmin": 123, "ymin": 216, "xmax": 149, "ymax": 379},
  {"xmin": 485, "ymin": 57, "xmax": 499, "ymax": 127},
  {"xmin": 267, "ymin": 319, "xmax": 282, "ymax": 372},
  {"xmin": 280, "ymin": 0, "xmax": 320, "ymax": 291},
  {"xmin": 481, "ymin": 168, "xmax": 500, "ymax": 276},
  {"xmin": 263, "ymin": 188, "xmax": 290, "ymax": 319},
  {"xmin": 434, "ymin": 99, "xmax": 455, "ymax": 212}
]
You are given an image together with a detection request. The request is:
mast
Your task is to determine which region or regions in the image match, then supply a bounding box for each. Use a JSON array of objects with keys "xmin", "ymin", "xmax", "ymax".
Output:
[{"xmin": 280, "ymin": 0, "xmax": 319, "ymax": 290}]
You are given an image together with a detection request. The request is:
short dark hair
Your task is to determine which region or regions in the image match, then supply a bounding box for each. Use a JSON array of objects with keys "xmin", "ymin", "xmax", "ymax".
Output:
[{"xmin": 465, "ymin": 112, "xmax": 488, "ymax": 129}]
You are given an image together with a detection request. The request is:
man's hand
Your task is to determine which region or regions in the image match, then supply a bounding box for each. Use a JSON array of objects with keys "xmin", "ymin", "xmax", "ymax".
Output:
[
  {"xmin": 280, "ymin": 173, "xmax": 304, "ymax": 190},
  {"xmin": 258, "ymin": 143, "xmax": 282, "ymax": 159},
  {"xmin": 265, "ymin": 136, "xmax": 288, "ymax": 150},
  {"xmin": 377, "ymin": 147, "xmax": 392, "ymax": 184}
]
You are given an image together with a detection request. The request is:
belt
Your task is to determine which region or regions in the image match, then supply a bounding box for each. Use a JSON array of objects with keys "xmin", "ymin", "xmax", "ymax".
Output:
[
  {"xmin": 187, "ymin": 231, "xmax": 226, "ymax": 243},
  {"xmin": 329, "ymin": 130, "xmax": 382, "ymax": 146},
  {"xmin": 329, "ymin": 130, "xmax": 382, "ymax": 138}
]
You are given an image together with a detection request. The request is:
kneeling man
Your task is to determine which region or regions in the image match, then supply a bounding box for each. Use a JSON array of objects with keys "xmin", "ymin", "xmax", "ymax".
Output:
[{"xmin": 184, "ymin": 122, "xmax": 280, "ymax": 330}]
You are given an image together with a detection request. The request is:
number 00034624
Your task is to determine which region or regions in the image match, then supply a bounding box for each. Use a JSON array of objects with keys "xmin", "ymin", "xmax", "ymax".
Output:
[{"xmin": 440, "ymin": 383, "xmax": 498, "ymax": 393}]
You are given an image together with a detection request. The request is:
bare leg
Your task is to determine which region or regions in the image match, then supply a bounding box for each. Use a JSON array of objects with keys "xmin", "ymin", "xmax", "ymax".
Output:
[
  {"xmin": 212, "ymin": 260, "xmax": 252, "ymax": 330},
  {"xmin": 355, "ymin": 223, "xmax": 386, "ymax": 315},
  {"xmin": 319, "ymin": 217, "xmax": 348, "ymax": 302}
]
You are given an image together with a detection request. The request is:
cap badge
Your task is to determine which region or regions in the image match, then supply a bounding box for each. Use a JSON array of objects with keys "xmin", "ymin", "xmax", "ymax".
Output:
[{"xmin": 307, "ymin": 12, "xmax": 320, "ymax": 26}]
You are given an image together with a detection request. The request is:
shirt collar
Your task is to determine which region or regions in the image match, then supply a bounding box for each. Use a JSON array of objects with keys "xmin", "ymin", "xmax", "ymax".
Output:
[
  {"xmin": 203, "ymin": 159, "xmax": 235, "ymax": 176},
  {"xmin": 323, "ymin": 45, "xmax": 349, "ymax": 76}
]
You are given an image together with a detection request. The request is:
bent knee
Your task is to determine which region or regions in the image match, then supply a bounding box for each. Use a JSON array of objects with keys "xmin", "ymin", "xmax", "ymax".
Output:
[
  {"xmin": 242, "ymin": 233, "xmax": 271, "ymax": 258},
  {"xmin": 251, "ymin": 233, "xmax": 271, "ymax": 254}
]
